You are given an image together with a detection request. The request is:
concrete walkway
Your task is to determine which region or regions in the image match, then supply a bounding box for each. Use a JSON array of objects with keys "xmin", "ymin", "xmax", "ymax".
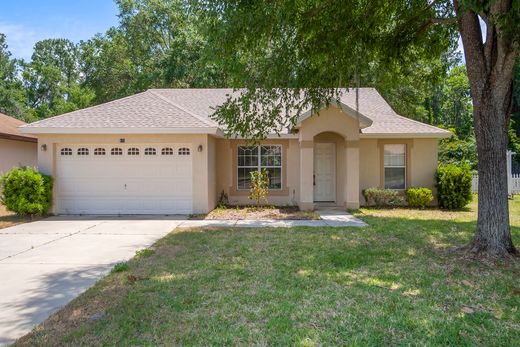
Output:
[{"xmin": 176, "ymin": 209, "xmax": 366, "ymax": 228}]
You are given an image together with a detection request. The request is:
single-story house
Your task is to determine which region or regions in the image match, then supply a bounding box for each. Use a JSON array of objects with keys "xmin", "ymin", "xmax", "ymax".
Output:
[
  {"xmin": 0, "ymin": 112, "xmax": 37, "ymax": 175},
  {"xmin": 20, "ymin": 88, "xmax": 451, "ymax": 215}
]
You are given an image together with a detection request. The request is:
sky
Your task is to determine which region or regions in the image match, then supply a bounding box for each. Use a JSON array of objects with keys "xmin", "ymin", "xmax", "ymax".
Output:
[
  {"xmin": 0, "ymin": 1, "xmax": 475, "ymax": 63},
  {"xmin": 0, "ymin": 0, "xmax": 119, "ymax": 60}
]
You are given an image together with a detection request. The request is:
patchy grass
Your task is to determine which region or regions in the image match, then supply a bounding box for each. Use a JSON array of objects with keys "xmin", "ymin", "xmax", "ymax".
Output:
[
  {"xmin": 190, "ymin": 205, "xmax": 321, "ymax": 220},
  {"xmin": 16, "ymin": 196, "xmax": 520, "ymax": 346},
  {"xmin": 0, "ymin": 204, "xmax": 40, "ymax": 229}
]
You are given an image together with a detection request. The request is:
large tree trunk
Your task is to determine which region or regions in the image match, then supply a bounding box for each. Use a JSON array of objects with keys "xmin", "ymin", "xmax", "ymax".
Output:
[
  {"xmin": 470, "ymin": 89, "xmax": 517, "ymax": 256},
  {"xmin": 455, "ymin": 0, "xmax": 518, "ymax": 258}
]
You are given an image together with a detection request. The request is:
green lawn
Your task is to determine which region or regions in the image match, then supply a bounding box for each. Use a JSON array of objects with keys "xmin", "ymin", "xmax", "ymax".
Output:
[{"xmin": 18, "ymin": 196, "xmax": 520, "ymax": 346}]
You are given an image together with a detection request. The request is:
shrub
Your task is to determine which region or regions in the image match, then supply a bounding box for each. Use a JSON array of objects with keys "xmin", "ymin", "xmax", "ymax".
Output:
[
  {"xmin": 249, "ymin": 169, "xmax": 269, "ymax": 206},
  {"xmin": 0, "ymin": 167, "xmax": 53, "ymax": 216},
  {"xmin": 217, "ymin": 190, "xmax": 229, "ymax": 208},
  {"xmin": 435, "ymin": 163, "xmax": 472, "ymax": 209},
  {"xmin": 405, "ymin": 187, "xmax": 434, "ymax": 209},
  {"xmin": 111, "ymin": 262, "xmax": 129, "ymax": 273},
  {"xmin": 362, "ymin": 188, "xmax": 405, "ymax": 207}
]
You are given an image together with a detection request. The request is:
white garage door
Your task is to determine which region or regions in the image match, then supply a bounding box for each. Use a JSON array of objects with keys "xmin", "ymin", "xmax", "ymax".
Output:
[{"xmin": 56, "ymin": 144, "xmax": 193, "ymax": 214}]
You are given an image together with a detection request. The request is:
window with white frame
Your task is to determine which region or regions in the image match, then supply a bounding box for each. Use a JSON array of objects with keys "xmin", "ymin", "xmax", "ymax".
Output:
[
  {"xmin": 128, "ymin": 147, "xmax": 139, "ymax": 156},
  {"xmin": 161, "ymin": 147, "xmax": 174, "ymax": 155},
  {"xmin": 61, "ymin": 148, "xmax": 72, "ymax": 156},
  {"xmin": 111, "ymin": 148, "xmax": 123, "ymax": 156},
  {"xmin": 94, "ymin": 148, "xmax": 106, "ymax": 156},
  {"xmin": 144, "ymin": 147, "xmax": 156, "ymax": 155},
  {"xmin": 237, "ymin": 145, "xmax": 282, "ymax": 190},
  {"xmin": 384, "ymin": 144, "xmax": 406, "ymax": 189},
  {"xmin": 77, "ymin": 148, "xmax": 89, "ymax": 156},
  {"xmin": 178, "ymin": 147, "xmax": 190, "ymax": 156}
]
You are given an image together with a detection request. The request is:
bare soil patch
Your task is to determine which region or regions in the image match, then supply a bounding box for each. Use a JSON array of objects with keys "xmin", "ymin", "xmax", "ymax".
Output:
[
  {"xmin": 0, "ymin": 205, "xmax": 39, "ymax": 229},
  {"xmin": 190, "ymin": 205, "xmax": 321, "ymax": 220}
]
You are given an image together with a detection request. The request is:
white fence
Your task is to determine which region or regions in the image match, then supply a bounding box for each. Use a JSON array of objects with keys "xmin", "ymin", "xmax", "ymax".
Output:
[{"xmin": 472, "ymin": 173, "xmax": 520, "ymax": 194}]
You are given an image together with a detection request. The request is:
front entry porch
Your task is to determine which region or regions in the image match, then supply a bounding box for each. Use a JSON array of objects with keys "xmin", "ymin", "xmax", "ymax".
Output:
[{"xmin": 299, "ymin": 131, "xmax": 360, "ymax": 211}]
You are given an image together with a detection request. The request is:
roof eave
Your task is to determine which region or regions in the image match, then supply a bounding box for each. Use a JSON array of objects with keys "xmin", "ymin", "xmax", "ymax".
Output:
[
  {"xmin": 0, "ymin": 132, "xmax": 37, "ymax": 143},
  {"xmin": 359, "ymin": 132, "xmax": 452, "ymax": 139},
  {"xmin": 19, "ymin": 127, "xmax": 222, "ymax": 135}
]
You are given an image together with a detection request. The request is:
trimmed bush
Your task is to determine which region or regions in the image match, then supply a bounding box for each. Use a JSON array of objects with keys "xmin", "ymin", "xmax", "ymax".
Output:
[
  {"xmin": 435, "ymin": 163, "xmax": 472, "ymax": 210},
  {"xmin": 405, "ymin": 187, "xmax": 433, "ymax": 209},
  {"xmin": 362, "ymin": 188, "xmax": 405, "ymax": 207},
  {"xmin": 0, "ymin": 167, "xmax": 53, "ymax": 216}
]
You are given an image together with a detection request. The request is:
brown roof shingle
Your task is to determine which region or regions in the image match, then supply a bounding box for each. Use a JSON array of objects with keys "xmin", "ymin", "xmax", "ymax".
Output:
[{"xmin": 0, "ymin": 113, "xmax": 36, "ymax": 142}]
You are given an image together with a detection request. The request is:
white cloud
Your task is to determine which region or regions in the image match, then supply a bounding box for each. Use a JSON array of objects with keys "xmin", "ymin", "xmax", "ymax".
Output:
[{"xmin": 0, "ymin": 22, "xmax": 44, "ymax": 60}]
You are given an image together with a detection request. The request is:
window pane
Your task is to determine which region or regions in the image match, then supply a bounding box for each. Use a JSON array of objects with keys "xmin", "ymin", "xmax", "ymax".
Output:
[
  {"xmin": 237, "ymin": 167, "xmax": 256, "ymax": 190},
  {"xmin": 384, "ymin": 168, "xmax": 405, "ymax": 189},
  {"xmin": 260, "ymin": 145, "xmax": 281, "ymax": 167},
  {"xmin": 384, "ymin": 144, "xmax": 406, "ymax": 167},
  {"xmin": 238, "ymin": 146, "xmax": 258, "ymax": 167},
  {"xmin": 265, "ymin": 168, "xmax": 282, "ymax": 189}
]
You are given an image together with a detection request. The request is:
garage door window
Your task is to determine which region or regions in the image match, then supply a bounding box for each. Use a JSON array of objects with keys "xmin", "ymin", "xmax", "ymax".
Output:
[
  {"xmin": 61, "ymin": 148, "xmax": 72, "ymax": 156},
  {"xmin": 94, "ymin": 148, "xmax": 106, "ymax": 156},
  {"xmin": 162, "ymin": 147, "xmax": 174, "ymax": 155},
  {"xmin": 111, "ymin": 148, "xmax": 122, "ymax": 156},
  {"xmin": 145, "ymin": 148, "xmax": 156, "ymax": 155},
  {"xmin": 178, "ymin": 147, "xmax": 190, "ymax": 156},
  {"xmin": 77, "ymin": 148, "xmax": 89, "ymax": 156},
  {"xmin": 128, "ymin": 148, "xmax": 140, "ymax": 156}
]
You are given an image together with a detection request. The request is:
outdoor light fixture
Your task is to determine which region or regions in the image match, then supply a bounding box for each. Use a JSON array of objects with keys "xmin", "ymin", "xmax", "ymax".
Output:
[
  {"xmin": 198, "ymin": 144, "xmax": 203, "ymax": 152},
  {"xmin": 40, "ymin": 144, "xmax": 47, "ymax": 151}
]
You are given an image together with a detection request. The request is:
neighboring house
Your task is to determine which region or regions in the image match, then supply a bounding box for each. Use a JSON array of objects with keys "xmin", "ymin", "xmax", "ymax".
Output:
[
  {"xmin": 0, "ymin": 112, "xmax": 37, "ymax": 175},
  {"xmin": 20, "ymin": 88, "xmax": 451, "ymax": 215}
]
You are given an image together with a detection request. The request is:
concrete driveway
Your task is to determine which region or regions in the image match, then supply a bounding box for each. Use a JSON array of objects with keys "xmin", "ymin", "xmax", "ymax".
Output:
[{"xmin": 0, "ymin": 216, "xmax": 185, "ymax": 346}]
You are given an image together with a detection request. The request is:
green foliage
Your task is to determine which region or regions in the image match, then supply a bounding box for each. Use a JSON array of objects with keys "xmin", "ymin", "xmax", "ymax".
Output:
[
  {"xmin": 438, "ymin": 132, "xmax": 478, "ymax": 169},
  {"xmin": 362, "ymin": 188, "xmax": 405, "ymax": 208},
  {"xmin": 135, "ymin": 249, "xmax": 154, "ymax": 258},
  {"xmin": 405, "ymin": 187, "xmax": 434, "ymax": 209},
  {"xmin": 249, "ymin": 169, "xmax": 270, "ymax": 206},
  {"xmin": 0, "ymin": 167, "xmax": 53, "ymax": 216},
  {"xmin": 435, "ymin": 164, "xmax": 472, "ymax": 210},
  {"xmin": 0, "ymin": 34, "xmax": 28, "ymax": 119},
  {"xmin": 217, "ymin": 190, "xmax": 229, "ymax": 208},
  {"xmin": 195, "ymin": 0, "xmax": 457, "ymax": 138},
  {"xmin": 111, "ymin": 262, "xmax": 129, "ymax": 273}
]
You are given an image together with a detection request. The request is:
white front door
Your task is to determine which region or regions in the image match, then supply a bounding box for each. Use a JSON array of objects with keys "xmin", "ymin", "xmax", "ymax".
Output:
[{"xmin": 314, "ymin": 143, "xmax": 336, "ymax": 202}]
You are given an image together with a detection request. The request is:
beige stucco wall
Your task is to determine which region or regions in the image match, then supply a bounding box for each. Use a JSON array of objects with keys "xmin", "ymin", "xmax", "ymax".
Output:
[
  {"xmin": 0, "ymin": 138, "xmax": 37, "ymax": 175},
  {"xmin": 358, "ymin": 138, "xmax": 439, "ymax": 205},
  {"xmin": 33, "ymin": 123, "xmax": 440, "ymax": 213},
  {"xmin": 215, "ymin": 138, "xmax": 300, "ymax": 206},
  {"xmin": 298, "ymin": 106, "xmax": 361, "ymax": 209},
  {"xmin": 36, "ymin": 133, "xmax": 213, "ymax": 214}
]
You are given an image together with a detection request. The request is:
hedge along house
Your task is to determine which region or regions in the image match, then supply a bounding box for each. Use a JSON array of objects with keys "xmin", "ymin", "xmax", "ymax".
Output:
[{"xmin": 20, "ymin": 88, "xmax": 451, "ymax": 215}]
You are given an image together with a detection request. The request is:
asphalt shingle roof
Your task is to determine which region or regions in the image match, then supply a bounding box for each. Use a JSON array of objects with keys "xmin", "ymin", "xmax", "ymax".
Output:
[
  {"xmin": 21, "ymin": 88, "xmax": 450, "ymax": 137},
  {"xmin": 0, "ymin": 112, "xmax": 36, "ymax": 142}
]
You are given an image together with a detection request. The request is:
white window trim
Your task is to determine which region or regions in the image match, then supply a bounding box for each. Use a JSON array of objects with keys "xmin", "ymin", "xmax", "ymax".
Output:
[
  {"xmin": 383, "ymin": 144, "xmax": 406, "ymax": 190},
  {"xmin": 237, "ymin": 144, "xmax": 283, "ymax": 191}
]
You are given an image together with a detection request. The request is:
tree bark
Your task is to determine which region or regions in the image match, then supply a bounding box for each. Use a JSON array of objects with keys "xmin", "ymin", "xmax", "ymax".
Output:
[
  {"xmin": 470, "ymin": 89, "xmax": 517, "ymax": 257},
  {"xmin": 455, "ymin": 0, "xmax": 518, "ymax": 258}
]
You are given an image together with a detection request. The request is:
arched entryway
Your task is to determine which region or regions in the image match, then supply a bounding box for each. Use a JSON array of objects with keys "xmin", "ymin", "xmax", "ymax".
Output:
[{"xmin": 313, "ymin": 132, "xmax": 345, "ymax": 205}]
